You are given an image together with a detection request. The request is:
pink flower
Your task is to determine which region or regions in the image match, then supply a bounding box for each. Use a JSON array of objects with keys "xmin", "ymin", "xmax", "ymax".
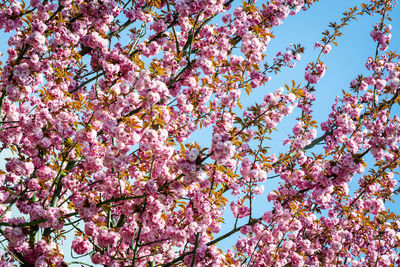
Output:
[
  {"xmin": 72, "ymin": 236, "xmax": 93, "ymax": 255},
  {"xmin": 330, "ymin": 241, "xmax": 342, "ymax": 251},
  {"xmin": 322, "ymin": 44, "xmax": 331, "ymax": 54},
  {"xmin": 222, "ymin": 13, "xmax": 232, "ymax": 24},
  {"xmin": 198, "ymin": 58, "xmax": 214, "ymax": 75},
  {"xmin": 5, "ymin": 84, "xmax": 21, "ymax": 101},
  {"xmin": 151, "ymin": 19, "xmax": 167, "ymax": 33},
  {"xmin": 28, "ymin": 31, "xmax": 46, "ymax": 50},
  {"xmin": 82, "ymin": 32, "xmax": 108, "ymax": 51}
]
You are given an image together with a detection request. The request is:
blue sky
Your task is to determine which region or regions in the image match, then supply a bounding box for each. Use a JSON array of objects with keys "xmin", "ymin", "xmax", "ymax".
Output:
[{"xmin": 0, "ymin": 0, "xmax": 400, "ymax": 264}]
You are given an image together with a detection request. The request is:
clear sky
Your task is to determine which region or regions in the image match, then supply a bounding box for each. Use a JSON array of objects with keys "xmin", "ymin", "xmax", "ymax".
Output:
[{"xmin": 0, "ymin": 0, "xmax": 400, "ymax": 264}]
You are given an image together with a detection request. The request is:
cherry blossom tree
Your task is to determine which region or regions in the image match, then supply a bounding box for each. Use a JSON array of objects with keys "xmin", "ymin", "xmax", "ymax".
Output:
[{"xmin": 0, "ymin": 0, "xmax": 399, "ymax": 266}]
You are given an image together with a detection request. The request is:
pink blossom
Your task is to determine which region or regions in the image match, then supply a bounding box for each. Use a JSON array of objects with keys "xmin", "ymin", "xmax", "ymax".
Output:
[
  {"xmin": 72, "ymin": 236, "xmax": 93, "ymax": 255},
  {"xmin": 322, "ymin": 44, "xmax": 331, "ymax": 54}
]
